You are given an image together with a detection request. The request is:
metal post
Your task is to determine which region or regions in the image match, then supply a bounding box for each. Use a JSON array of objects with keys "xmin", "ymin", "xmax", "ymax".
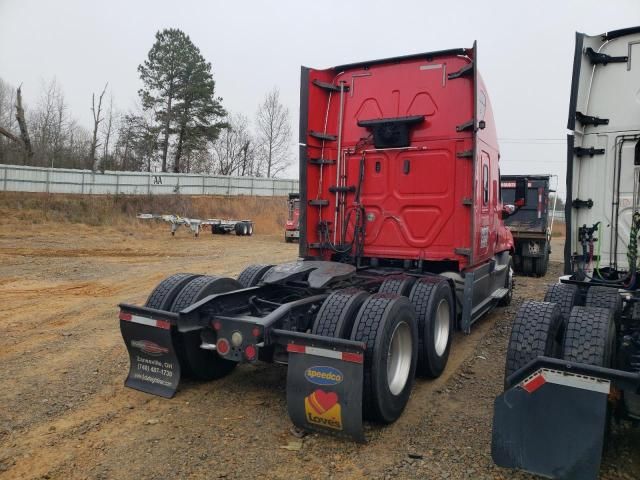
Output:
[
  {"xmin": 81, "ymin": 171, "xmax": 85, "ymax": 194},
  {"xmin": 45, "ymin": 167, "xmax": 50, "ymax": 194},
  {"xmin": 115, "ymin": 172, "xmax": 120, "ymax": 195}
]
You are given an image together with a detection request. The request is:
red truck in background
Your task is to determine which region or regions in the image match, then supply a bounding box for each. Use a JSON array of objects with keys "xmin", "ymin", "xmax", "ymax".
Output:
[{"xmin": 285, "ymin": 192, "xmax": 300, "ymax": 242}]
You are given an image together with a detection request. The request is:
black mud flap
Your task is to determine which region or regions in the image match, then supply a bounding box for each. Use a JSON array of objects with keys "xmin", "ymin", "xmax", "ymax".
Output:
[
  {"xmin": 492, "ymin": 367, "xmax": 611, "ymax": 480},
  {"xmin": 274, "ymin": 330, "xmax": 366, "ymax": 442},
  {"xmin": 119, "ymin": 307, "xmax": 181, "ymax": 398}
]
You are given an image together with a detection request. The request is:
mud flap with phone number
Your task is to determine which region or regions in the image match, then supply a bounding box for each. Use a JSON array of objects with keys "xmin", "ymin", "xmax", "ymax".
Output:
[
  {"xmin": 279, "ymin": 331, "xmax": 366, "ymax": 443},
  {"xmin": 119, "ymin": 310, "xmax": 181, "ymax": 398}
]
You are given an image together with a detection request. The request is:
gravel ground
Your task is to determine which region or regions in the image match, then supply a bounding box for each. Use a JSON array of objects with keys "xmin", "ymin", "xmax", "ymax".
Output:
[{"xmin": 0, "ymin": 221, "xmax": 638, "ymax": 480}]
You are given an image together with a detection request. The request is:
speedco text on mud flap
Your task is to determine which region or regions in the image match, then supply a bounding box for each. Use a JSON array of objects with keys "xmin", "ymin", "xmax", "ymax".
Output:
[{"xmin": 304, "ymin": 366, "xmax": 344, "ymax": 386}]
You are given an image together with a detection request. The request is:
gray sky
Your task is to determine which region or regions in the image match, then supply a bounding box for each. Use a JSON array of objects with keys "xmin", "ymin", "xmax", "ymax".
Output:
[{"xmin": 1, "ymin": 0, "xmax": 639, "ymax": 195}]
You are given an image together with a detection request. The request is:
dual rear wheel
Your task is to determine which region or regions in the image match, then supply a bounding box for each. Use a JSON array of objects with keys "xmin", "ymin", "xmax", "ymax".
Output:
[
  {"xmin": 505, "ymin": 284, "xmax": 618, "ymax": 385},
  {"xmin": 311, "ymin": 276, "xmax": 455, "ymax": 423}
]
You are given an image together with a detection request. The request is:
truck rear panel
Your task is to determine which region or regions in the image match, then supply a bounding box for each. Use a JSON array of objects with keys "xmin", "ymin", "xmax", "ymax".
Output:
[
  {"xmin": 299, "ymin": 45, "xmax": 510, "ymax": 269},
  {"xmin": 501, "ymin": 175, "xmax": 551, "ymax": 235},
  {"xmin": 566, "ymin": 28, "xmax": 640, "ymax": 272}
]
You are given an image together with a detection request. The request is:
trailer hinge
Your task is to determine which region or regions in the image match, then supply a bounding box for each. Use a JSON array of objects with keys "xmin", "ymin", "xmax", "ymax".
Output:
[
  {"xmin": 572, "ymin": 198, "xmax": 594, "ymax": 209},
  {"xmin": 328, "ymin": 185, "xmax": 356, "ymax": 194},
  {"xmin": 576, "ymin": 111, "xmax": 609, "ymax": 127},
  {"xmin": 574, "ymin": 146, "xmax": 605, "ymax": 157},
  {"xmin": 309, "ymin": 157, "xmax": 335, "ymax": 165},
  {"xmin": 462, "ymin": 197, "xmax": 473, "ymax": 206},
  {"xmin": 309, "ymin": 199, "xmax": 330, "ymax": 207},
  {"xmin": 312, "ymin": 79, "xmax": 350, "ymax": 93},
  {"xmin": 447, "ymin": 62, "xmax": 474, "ymax": 80},
  {"xmin": 457, "ymin": 149, "xmax": 473, "ymax": 158},
  {"xmin": 454, "ymin": 248, "xmax": 472, "ymax": 257},
  {"xmin": 585, "ymin": 47, "xmax": 628, "ymax": 65},
  {"xmin": 456, "ymin": 120, "xmax": 474, "ymax": 133},
  {"xmin": 309, "ymin": 131, "xmax": 337, "ymax": 141}
]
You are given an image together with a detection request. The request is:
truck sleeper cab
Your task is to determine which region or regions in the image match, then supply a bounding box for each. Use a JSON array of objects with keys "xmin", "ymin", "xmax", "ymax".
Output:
[{"xmin": 119, "ymin": 43, "xmax": 515, "ymax": 442}]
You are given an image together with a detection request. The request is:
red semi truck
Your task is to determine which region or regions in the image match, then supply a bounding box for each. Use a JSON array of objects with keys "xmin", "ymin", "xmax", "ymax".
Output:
[{"xmin": 119, "ymin": 43, "xmax": 521, "ymax": 441}]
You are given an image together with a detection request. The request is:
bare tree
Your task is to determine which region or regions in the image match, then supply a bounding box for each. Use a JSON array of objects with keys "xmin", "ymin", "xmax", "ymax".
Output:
[
  {"xmin": 15, "ymin": 85, "xmax": 34, "ymax": 161},
  {"xmin": 211, "ymin": 113, "xmax": 254, "ymax": 175},
  {"xmin": 89, "ymin": 83, "xmax": 108, "ymax": 171},
  {"xmin": 100, "ymin": 93, "xmax": 115, "ymax": 172},
  {"xmin": 255, "ymin": 87, "xmax": 292, "ymax": 178}
]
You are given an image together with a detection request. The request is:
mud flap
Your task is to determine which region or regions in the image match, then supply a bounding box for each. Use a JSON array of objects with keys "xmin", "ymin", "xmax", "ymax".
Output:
[
  {"xmin": 492, "ymin": 368, "xmax": 611, "ymax": 480},
  {"xmin": 275, "ymin": 330, "xmax": 366, "ymax": 442},
  {"xmin": 119, "ymin": 309, "xmax": 181, "ymax": 398}
]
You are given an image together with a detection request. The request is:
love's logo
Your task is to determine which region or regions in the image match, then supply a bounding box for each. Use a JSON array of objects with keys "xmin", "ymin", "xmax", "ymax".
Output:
[{"xmin": 304, "ymin": 389, "xmax": 342, "ymax": 431}]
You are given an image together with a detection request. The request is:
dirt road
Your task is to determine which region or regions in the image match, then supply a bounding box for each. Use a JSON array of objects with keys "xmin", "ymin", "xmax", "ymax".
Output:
[{"xmin": 0, "ymin": 225, "xmax": 638, "ymax": 480}]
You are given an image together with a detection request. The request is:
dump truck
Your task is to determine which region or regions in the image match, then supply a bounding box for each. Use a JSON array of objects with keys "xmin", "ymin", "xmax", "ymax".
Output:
[
  {"xmin": 492, "ymin": 27, "xmax": 640, "ymax": 480},
  {"xmin": 119, "ymin": 43, "xmax": 520, "ymax": 441},
  {"xmin": 501, "ymin": 174, "xmax": 553, "ymax": 276},
  {"xmin": 285, "ymin": 192, "xmax": 300, "ymax": 242}
]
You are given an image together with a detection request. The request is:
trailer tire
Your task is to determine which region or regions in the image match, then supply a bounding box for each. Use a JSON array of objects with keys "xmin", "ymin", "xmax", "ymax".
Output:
[
  {"xmin": 235, "ymin": 223, "xmax": 244, "ymax": 235},
  {"xmin": 145, "ymin": 273, "xmax": 201, "ymax": 310},
  {"xmin": 585, "ymin": 286, "xmax": 622, "ymax": 313},
  {"xmin": 171, "ymin": 275, "xmax": 243, "ymax": 380},
  {"xmin": 350, "ymin": 293, "xmax": 418, "ymax": 423},
  {"xmin": 236, "ymin": 264, "xmax": 273, "ymax": 288},
  {"xmin": 544, "ymin": 283, "xmax": 579, "ymax": 323},
  {"xmin": 312, "ymin": 288, "xmax": 369, "ymax": 338},
  {"xmin": 409, "ymin": 278, "xmax": 454, "ymax": 378},
  {"xmin": 505, "ymin": 301, "xmax": 563, "ymax": 384},
  {"xmin": 247, "ymin": 223, "xmax": 254, "ymax": 236},
  {"xmin": 562, "ymin": 306, "xmax": 616, "ymax": 367},
  {"xmin": 378, "ymin": 275, "xmax": 417, "ymax": 297}
]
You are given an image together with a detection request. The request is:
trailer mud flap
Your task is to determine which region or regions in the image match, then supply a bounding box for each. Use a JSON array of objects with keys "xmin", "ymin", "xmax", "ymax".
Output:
[
  {"xmin": 277, "ymin": 331, "xmax": 366, "ymax": 442},
  {"xmin": 119, "ymin": 311, "xmax": 181, "ymax": 398},
  {"xmin": 492, "ymin": 368, "xmax": 611, "ymax": 480}
]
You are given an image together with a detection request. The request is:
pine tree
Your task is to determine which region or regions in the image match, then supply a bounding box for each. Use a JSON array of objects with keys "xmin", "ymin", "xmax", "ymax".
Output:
[{"xmin": 138, "ymin": 28, "xmax": 225, "ymax": 172}]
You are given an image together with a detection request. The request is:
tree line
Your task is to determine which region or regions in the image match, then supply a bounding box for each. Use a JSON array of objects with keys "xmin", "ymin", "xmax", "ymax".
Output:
[{"xmin": 0, "ymin": 28, "xmax": 292, "ymax": 177}]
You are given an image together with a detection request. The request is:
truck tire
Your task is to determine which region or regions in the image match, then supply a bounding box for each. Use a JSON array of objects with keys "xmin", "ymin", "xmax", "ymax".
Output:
[
  {"xmin": 247, "ymin": 223, "xmax": 254, "ymax": 236},
  {"xmin": 312, "ymin": 288, "xmax": 369, "ymax": 338},
  {"xmin": 145, "ymin": 273, "xmax": 201, "ymax": 310},
  {"xmin": 378, "ymin": 275, "xmax": 417, "ymax": 296},
  {"xmin": 235, "ymin": 223, "xmax": 244, "ymax": 236},
  {"xmin": 544, "ymin": 283, "xmax": 579, "ymax": 323},
  {"xmin": 236, "ymin": 264, "xmax": 273, "ymax": 288},
  {"xmin": 562, "ymin": 306, "xmax": 616, "ymax": 368},
  {"xmin": 505, "ymin": 301, "xmax": 563, "ymax": 383},
  {"xmin": 285, "ymin": 235, "xmax": 293, "ymax": 243},
  {"xmin": 585, "ymin": 286, "xmax": 622, "ymax": 313},
  {"xmin": 498, "ymin": 259, "xmax": 514, "ymax": 307},
  {"xmin": 522, "ymin": 257, "xmax": 533, "ymax": 276},
  {"xmin": 170, "ymin": 275, "xmax": 243, "ymax": 380},
  {"xmin": 533, "ymin": 247, "xmax": 549, "ymax": 277},
  {"xmin": 408, "ymin": 278, "xmax": 454, "ymax": 378},
  {"xmin": 350, "ymin": 293, "xmax": 418, "ymax": 423}
]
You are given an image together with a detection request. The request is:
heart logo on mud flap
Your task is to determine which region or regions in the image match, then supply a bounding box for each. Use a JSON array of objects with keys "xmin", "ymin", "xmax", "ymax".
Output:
[
  {"xmin": 308, "ymin": 389, "xmax": 338, "ymax": 414},
  {"xmin": 305, "ymin": 389, "xmax": 342, "ymax": 431}
]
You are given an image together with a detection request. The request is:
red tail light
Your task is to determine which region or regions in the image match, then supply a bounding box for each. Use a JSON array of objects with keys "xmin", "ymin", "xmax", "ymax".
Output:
[
  {"xmin": 216, "ymin": 338, "xmax": 230, "ymax": 355},
  {"xmin": 213, "ymin": 320, "xmax": 222, "ymax": 331},
  {"xmin": 244, "ymin": 344, "xmax": 257, "ymax": 361},
  {"xmin": 252, "ymin": 326, "xmax": 261, "ymax": 337}
]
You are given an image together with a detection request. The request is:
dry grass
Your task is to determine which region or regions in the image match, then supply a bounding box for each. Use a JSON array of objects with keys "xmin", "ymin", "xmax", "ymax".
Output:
[{"xmin": 0, "ymin": 192, "xmax": 288, "ymax": 235}]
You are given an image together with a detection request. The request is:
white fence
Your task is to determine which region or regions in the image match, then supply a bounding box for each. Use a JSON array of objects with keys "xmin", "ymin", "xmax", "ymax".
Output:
[{"xmin": 0, "ymin": 164, "xmax": 299, "ymax": 196}]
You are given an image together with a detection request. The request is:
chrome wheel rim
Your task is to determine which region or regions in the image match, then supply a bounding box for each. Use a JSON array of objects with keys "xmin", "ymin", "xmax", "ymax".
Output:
[
  {"xmin": 434, "ymin": 299, "xmax": 451, "ymax": 357},
  {"xmin": 387, "ymin": 321, "xmax": 412, "ymax": 395}
]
